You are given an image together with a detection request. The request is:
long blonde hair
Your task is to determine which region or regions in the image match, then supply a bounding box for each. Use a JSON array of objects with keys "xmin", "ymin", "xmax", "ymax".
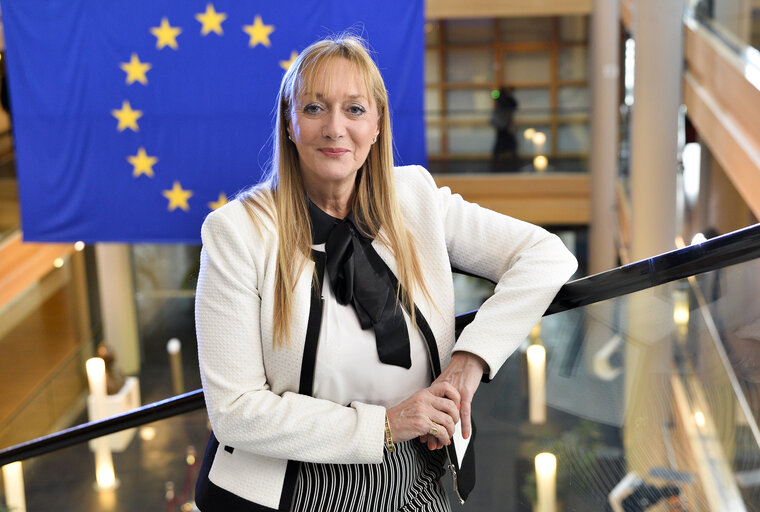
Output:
[{"xmin": 242, "ymin": 34, "xmax": 430, "ymax": 346}]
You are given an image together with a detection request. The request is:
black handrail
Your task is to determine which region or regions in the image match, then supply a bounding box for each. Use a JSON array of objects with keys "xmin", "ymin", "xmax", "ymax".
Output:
[
  {"xmin": 456, "ymin": 223, "xmax": 760, "ymax": 331},
  {"xmin": 0, "ymin": 390, "xmax": 204, "ymax": 465},
  {"xmin": 2, "ymin": 222, "xmax": 760, "ymax": 466}
]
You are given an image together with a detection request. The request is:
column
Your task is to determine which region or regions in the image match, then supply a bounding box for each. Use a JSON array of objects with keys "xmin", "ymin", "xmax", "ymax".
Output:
[
  {"xmin": 95, "ymin": 243, "xmax": 141, "ymax": 375},
  {"xmin": 625, "ymin": 0, "xmax": 686, "ymax": 477},
  {"xmin": 589, "ymin": 0, "xmax": 621, "ymax": 274}
]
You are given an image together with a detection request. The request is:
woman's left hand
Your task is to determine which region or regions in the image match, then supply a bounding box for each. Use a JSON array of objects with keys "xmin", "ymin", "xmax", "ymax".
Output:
[{"xmin": 421, "ymin": 351, "xmax": 486, "ymax": 449}]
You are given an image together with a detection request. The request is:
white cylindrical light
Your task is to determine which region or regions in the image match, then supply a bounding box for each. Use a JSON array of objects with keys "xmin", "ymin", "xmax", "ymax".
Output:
[
  {"xmin": 535, "ymin": 452, "xmax": 557, "ymax": 512},
  {"xmin": 673, "ymin": 290, "xmax": 689, "ymax": 328},
  {"xmin": 533, "ymin": 155, "xmax": 548, "ymax": 172},
  {"xmin": 167, "ymin": 338, "xmax": 185, "ymax": 395},
  {"xmin": 527, "ymin": 344, "xmax": 547, "ymax": 424},
  {"xmin": 86, "ymin": 357, "xmax": 117, "ymax": 490},
  {"xmin": 86, "ymin": 357, "xmax": 107, "ymax": 399},
  {"xmin": 94, "ymin": 445, "xmax": 117, "ymax": 490},
  {"xmin": 2, "ymin": 461, "xmax": 27, "ymax": 512}
]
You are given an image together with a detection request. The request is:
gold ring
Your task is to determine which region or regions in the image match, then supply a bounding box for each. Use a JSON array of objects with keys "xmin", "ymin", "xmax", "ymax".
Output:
[{"xmin": 428, "ymin": 424, "xmax": 439, "ymax": 436}]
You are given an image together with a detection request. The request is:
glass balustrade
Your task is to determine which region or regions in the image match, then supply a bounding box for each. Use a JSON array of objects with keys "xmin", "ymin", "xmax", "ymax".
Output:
[
  {"xmin": 3, "ymin": 253, "xmax": 760, "ymax": 511},
  {"xmin": 691, "ymin": 0, "xmax": 760, "ymax": 53},
  {"xmin": 0, "ymin": 409, "xmax": 209, "ymax": 511},
  {"xmin": 457, "ymin": 257, "xmax": 760, "ymax": 511}
]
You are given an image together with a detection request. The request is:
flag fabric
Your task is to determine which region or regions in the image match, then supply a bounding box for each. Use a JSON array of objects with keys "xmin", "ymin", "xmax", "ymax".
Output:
[{"xmin": 1, "ymin": 0, "xmax": 425, "ymax": 243}]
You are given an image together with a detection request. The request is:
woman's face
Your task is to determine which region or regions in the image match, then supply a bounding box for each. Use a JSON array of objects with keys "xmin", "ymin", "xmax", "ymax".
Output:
[{"xmin": 288, "ymin": 58, "xmax": 380, "ymax": 191}]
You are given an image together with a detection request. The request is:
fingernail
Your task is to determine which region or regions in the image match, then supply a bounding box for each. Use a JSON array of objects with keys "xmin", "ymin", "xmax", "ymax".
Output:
[
  {"xmin": 447, "ymin": 440, "xmax": 451, "ymax": 446},
  {"xmin": 464, "ymin": 433, "xmax": 469, "ymax": 439}
]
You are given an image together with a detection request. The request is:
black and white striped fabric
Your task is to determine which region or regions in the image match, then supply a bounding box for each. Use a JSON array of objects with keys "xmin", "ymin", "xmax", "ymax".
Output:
[{"xmin": 292, "ymin": 440, "xmax": 452, "ymax": 511}]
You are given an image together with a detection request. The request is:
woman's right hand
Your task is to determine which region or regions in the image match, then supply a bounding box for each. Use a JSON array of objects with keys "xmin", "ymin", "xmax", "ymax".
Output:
[{"xmin": 386, "ymin": 382, "xmax": 461, "ymax": 448}]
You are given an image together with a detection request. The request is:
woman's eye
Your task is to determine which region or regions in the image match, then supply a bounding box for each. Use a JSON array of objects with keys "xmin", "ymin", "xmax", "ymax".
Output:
[
  {"xmin": 348, "ymin": 105, "xmax": 366, "ymax": 116},
  {"xmin": 303, "ymin": 104, "xmax": 322, "ymax": 114}
]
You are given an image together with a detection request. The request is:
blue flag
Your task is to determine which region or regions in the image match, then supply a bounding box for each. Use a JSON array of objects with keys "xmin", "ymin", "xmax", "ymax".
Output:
[{"xmin": 2, "ymin": 0, "xmax": 425, "ymax": 243}]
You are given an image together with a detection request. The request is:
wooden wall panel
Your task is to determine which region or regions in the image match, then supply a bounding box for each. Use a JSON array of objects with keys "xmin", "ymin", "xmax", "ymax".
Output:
[{"xmin": 433, "ymin": 173, "xmax": 590, "ymax": 225}]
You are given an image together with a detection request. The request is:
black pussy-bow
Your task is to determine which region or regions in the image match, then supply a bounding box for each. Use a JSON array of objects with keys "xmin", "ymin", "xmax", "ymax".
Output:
[{"xmin": 308, "ymin": 200, "xmax": 411, "ymax": 369}]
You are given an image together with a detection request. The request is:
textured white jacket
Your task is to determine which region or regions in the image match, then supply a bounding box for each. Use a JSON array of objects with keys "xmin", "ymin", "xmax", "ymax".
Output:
[{"xmin": 195, "ymin": 165, "xmax": 577, "ymax": 511}]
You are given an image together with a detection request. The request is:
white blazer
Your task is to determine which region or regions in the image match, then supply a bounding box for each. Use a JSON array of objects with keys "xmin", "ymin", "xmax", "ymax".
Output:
[{"xmin": 195, "ymin": 165, "xmax": 577, "ymax": 511}]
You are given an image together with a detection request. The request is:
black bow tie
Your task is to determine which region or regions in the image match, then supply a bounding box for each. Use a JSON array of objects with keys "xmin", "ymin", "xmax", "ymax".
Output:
[{"xmin": 308, "ymin": 201, "xmax": 412, "ymax": 369}]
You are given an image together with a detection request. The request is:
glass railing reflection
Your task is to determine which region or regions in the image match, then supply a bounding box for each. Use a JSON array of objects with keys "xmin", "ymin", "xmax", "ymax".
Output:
[
  {"xmin": 0, "ymin": 409, "xmax": 209, "ymax": 511},
  {"xmin": 457, "ymin": 259, "xmax": 760, "ymax": 511},
  {"xmin": 691, "ymin": 0, "xmax": 760, "ymax": 53},
  {"xmin": 425, "ymin": 106, "xmax": 590, "ymax": 174},
  {"xmin": 4, "ymin": 234, "xmax": 760, "ymax": 511}
]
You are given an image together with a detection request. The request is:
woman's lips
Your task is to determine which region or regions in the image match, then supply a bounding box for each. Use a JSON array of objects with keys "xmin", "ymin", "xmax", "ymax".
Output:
[{"xmin": 319, "ymin": 148, "xmax": 349, "ymax": 157}]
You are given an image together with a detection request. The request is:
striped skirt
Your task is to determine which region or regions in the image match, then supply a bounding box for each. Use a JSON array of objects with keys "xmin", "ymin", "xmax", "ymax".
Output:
[{"xmin": 292, "ymin": 440, "xmax": 452, "ymax": 512}]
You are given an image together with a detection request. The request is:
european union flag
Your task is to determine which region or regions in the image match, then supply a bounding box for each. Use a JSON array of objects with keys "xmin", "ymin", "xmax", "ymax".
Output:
[{"xmin": 2, "ymin": 0, "xmax": 425, "ymax": 243}]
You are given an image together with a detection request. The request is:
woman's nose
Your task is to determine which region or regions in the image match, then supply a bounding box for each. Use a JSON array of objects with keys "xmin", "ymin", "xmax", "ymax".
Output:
[{"xmin": 322, "ymin": 110, "xmax": 345, "ymax": 139}]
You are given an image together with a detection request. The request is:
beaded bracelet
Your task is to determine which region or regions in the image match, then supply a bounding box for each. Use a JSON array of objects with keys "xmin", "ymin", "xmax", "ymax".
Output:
[{"xmin": 384, "ymin": 412, "xmax": 395, "ymax": 453}]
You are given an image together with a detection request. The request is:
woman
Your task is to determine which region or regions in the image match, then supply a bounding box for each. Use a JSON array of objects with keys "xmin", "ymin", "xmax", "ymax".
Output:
[{"xmin": 195, "ymin": 34, "xmax": 576, "ymax": 511}]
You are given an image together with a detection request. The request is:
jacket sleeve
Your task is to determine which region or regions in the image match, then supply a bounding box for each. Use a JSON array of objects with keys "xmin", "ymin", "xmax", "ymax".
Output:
[
  {"xmin": 196, "ymin": 205, "xmax": 386, "ymax": 464},
  {"xmin": 427, "ymin": 169, "xmax": 578, "ymax": 379}
]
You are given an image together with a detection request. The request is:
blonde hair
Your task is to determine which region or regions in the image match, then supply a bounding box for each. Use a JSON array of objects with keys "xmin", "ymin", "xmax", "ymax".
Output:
[{"xmin": 242, "ymin": 34, "xmax": 430, "ymax": 346}]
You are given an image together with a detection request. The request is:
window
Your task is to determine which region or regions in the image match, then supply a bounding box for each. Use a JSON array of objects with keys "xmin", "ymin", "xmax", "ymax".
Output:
[{"xmin": 425, "ymin": 16, "xmax": 590, "ymax": 170}]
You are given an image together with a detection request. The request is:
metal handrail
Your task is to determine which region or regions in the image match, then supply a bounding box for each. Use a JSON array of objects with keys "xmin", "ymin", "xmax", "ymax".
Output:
[{"xmin": 2, "ymin": 222, "xmax": 760, "ymax": 466}]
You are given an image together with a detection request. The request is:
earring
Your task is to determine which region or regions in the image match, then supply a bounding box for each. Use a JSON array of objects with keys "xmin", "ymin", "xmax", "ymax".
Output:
[
  {"xmin": 371, "ymin": 137, "xmax": 377, "ymax": 144},
  {"xmin": 288, "ymin": 134, "xmax": 292, "ymax": 141}
]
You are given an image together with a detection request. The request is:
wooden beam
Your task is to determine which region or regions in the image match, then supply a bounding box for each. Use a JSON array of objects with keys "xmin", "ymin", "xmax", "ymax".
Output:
[
  {"xmin": 683, "ymin": 21, "xmax": 760, "ymax": 218},
  {"xmin": 433, "ymin": 173, "xmax": 589, "ymax": 225},
  {"xmin": 0, "ymin": 231, "xmax": 75, "ymax": 311},
  {"xmin": 426, "ymin": 0, "xmax": 592, "ymax": 19}
]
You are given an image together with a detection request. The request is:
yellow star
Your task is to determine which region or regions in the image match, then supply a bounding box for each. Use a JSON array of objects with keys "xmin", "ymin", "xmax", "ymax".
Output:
[
  {"xmin": 127, "ymin": 147, "xmax": 158, "ymax": 178},
  {"xmin": 162, "ymin": 181, "xmax": 193, "ymax": 212},
  {"xmin": 150, "ymin": 17, "xmax": 182, "ymax": 50},
  {"xmin": 111, "ymin": 100, "xmax": 143, "ymax": 132},
  {"xmin": 208, "ymin": 193, "xmax": 228, "ymax": 210},
  {"xmin": 279, "ymin": 50, "xmax": 298, "ymax": 70},
  {"xmin": 243, "ymin": 15, "xmax": 274, "ymax": 48},
  {"xmin": 196, "ymin": 4, "xmax": 227, "ymax": 36},
  {"xmin": 120, "ymin": 53, "xmax": 152, "ymax": 85}
]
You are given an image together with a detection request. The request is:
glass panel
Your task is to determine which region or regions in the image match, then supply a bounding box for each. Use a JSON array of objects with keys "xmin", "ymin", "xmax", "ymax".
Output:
[
  {"xmin": 558, "ymin": 86, "xmax": 590, "ymax": 112},
  {"xmin": 500, "ymin": 17, "xmax": 554, "ymax": 44},
  {"xmin": 517, "ymin": 125, "xmax": 551, "ymax": 155},
  {"xmin": 558, "ymin": 47, "xmax": 588, "ymax": 80},
  {"xmin": 559, "ymin": 15, "xmax": 588, "ymax": 42},
  {"xmin": 445, "ymin": 49, "xmax": 494, "ymax": 83},
  {"xmin": 426, "ymin": 124, "xmax": 442, "ymax": 155},
  {"xmin": 513, "ymin": 88, "xmax": 551, "ymax": 121},
  {"xmin": 425, "ymin": 49, "xmax": 440, "ymax": 85},
  {"xmin": 0, "ymin": 409, "xmax": 210, "ymax": 510},
  {"xmin": 447, "ymin": 125, "xmax": 495, "ymax": 154},
  {"xmin": 424, "ymin": 88, "xmax": 441, "ymax": 120},
  {"xmin": 503, "ymin": 51, "xmax": 552, "ymax": 83},
  {"xmin": 131, "ymin": 244, "xmax": 200, "ymax": 351},
  {"xmin": 696, "ymin": 0, "xmax": 759, "ymax": 49},
  {"xmin": 445, "ymin": 19, "xmax": 493, "ymax": 44},
  {"xmin": 558, "ymin": 123, "xmax": 590, "ymax": 153},
  {"xmin": 453, "ymin": 274, "xmax": 494, "ymax": 314},
  {"xmin": 6, "ymin": 257, "xmax": 760, "ymax": 510},
  {"xmin": 446, "ymin": 89, "xmax": 493, "ymax": 121},
  {"xmin": 452, "ymin": 257, "xmax": 760, "ymax": 510}
]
